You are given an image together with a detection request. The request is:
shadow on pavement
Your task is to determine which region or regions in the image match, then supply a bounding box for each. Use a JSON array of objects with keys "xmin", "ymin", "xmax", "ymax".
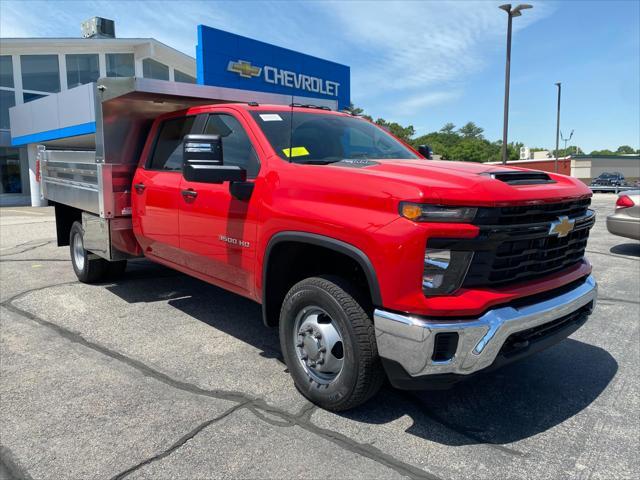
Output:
[
  {"xmin": 106, "ymin": 259, "xmax": 282, "ymax": 361},
  {"xmin": 339, "ymin": 338, "xmax": 617, "ymax": 446},
  {"xmin": 106, "ymin": 259, "xmax": 618, "ymax": 446},
  {"xmin": 610, "ymin": 243, "xmax": 640, "ymax": 257}
]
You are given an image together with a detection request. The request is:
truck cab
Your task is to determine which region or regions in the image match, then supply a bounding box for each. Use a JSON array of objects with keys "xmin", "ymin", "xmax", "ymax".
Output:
[{"xmin": 17, "ymin": 78, "xmax": 597, "ymax": 411}]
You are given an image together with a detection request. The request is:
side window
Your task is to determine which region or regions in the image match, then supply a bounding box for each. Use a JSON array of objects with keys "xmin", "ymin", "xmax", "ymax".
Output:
[
  {"xmin": 148, "ymin": 116, "xmax": 196, "ymax": 171},
  {"xmin": 204, "ymin": 114, "xmax": 260, "ymax": 177}
]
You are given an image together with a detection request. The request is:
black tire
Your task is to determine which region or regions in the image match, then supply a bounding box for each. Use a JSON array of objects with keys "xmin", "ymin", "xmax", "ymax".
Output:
[
  {"xmin": 279, "ymin": 276, "xmax": 384, "ymax": 411},
  {"xmin": 69, "ymin": 221, "xmax": 108, "ymax": 283}
]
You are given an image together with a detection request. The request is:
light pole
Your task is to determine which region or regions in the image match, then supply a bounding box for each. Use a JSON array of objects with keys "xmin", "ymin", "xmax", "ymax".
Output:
[
  {"xmin": 499, "ymin": 4, "xmax": 532, "ymax": 164},
  {"xmin": 561, "ymin": 129, "xmax": 574, "ymax": 151},
  {"xmin": 555, "ymin": 82, "xmax": 561, "ymax": 173}
]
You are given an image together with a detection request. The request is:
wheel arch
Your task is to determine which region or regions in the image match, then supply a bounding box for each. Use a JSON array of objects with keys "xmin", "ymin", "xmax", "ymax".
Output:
[{"xmin": 261, "ymin": 231, "xmax": 382, "ymax": 327}]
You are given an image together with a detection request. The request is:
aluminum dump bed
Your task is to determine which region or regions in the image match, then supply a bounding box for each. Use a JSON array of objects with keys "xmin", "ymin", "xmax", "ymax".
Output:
[{"xmin": 10, "ymin": 77, "xmax": 303, "ymax": 218}]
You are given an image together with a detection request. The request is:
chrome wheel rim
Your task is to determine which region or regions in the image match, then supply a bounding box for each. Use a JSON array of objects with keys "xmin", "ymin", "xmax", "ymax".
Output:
[
  {"xmin": 293, "ymin": 306, "xmax": 344, "ymax": 385},
  {"xmin": 72, "ymin": 231, "xmax": 85, "ymax": 271}
]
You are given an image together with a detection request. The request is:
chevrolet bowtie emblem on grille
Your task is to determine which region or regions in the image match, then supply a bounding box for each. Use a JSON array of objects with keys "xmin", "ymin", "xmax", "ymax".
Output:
[
  {"xmin": 549, "ymin": 215, "xmax": 575, "ymax": 238},
  {"xmin": 227, "ymin": 60, "xmax": 262, "ymax": 78}
]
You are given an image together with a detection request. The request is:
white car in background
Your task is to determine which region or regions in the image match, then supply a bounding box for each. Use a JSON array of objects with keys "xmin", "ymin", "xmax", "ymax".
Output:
[{"xmin": 606, "ymin": 190, "xmax": 640, "ymax": 240}]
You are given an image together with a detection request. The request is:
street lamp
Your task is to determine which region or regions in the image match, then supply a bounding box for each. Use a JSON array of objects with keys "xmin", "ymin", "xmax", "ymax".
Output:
[
  {"xmin": 555, "ymin": 82, "xmax": 561, "ymax": 173},
  {"xmin": 499, "ymin": 4, "xmax": 533, "ymax": 164}
]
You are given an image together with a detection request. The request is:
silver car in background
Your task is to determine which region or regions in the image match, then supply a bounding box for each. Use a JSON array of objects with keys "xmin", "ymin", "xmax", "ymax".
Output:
[{"xmin": 606, "ymin": 190, "xmax": 640, "ymax": 240}]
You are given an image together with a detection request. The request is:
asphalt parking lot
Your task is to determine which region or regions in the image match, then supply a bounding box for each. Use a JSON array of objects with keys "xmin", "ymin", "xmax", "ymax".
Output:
[{"xmin": 1, "ymin": 193, "xmax": 638, "ymax": 480}]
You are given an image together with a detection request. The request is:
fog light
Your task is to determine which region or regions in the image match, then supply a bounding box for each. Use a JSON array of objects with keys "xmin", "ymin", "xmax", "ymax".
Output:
[{"xmin": 423, "ymin": 248, "xmax": 473, "ymax": 296}]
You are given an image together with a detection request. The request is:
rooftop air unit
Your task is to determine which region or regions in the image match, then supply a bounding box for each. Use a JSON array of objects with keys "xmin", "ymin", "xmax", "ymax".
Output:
[{"xmin": 81, "ymin": 17, "xmax": 115, "ymax": 39}]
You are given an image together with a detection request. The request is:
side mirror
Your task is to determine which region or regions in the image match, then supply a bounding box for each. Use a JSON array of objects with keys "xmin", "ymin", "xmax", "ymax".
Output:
[
  {"xmin": 182, "ymin": 134, "xmax": 246, "ymax": 183},
  {"xmin": 418, "ymin": 145, "xmax": 433, "ymax": 160}
]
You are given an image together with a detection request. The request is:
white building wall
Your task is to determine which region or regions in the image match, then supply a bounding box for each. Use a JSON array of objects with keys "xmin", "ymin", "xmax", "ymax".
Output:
[{"xmin": 0, "ymin": 37, "xmax": 195, "ymax": 206}]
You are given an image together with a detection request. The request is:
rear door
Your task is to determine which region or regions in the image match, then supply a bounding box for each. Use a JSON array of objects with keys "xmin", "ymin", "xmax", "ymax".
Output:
[
  {"xmin": 132, "ymin": 114, "xmax": 198, "ymax": 265},
  {"xmin": 178, "ymin": 110, "xmax": 262, "ymax": 294}
]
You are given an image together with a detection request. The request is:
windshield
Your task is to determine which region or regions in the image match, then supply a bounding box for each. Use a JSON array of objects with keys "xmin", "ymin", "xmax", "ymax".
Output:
[{"xmin": 250, "ymin": 111, "xmax": 419, "ymax": 164}]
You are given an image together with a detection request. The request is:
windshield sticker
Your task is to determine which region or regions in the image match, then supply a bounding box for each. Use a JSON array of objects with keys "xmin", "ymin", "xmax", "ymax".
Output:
[
  {"xmin": 282, "ymin": 146, "xmax": 310, "ymax": 158},
  {"xmin": 259, "ymin": 114, "xmax": 283, "ymax": 122}
]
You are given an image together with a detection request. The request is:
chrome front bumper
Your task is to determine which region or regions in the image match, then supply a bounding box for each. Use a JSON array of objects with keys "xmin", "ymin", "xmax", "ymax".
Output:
[{"xmin": 374, "ymin": 275, "xmax": 597, "ymax": 378}]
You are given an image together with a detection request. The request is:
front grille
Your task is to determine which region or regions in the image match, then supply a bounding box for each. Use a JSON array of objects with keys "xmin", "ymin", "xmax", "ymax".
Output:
[
  {"xmin": 474, "ymin": 197, "xmax": 591, "ymax": 225},
  {"xmin": 429, "ymin": 198, "xmax": 594, "ymax": 288},
  {"xmin": 461, "ymin": 198, "xmax": 594, "ymax": 287},
  {"xmin": 464, "ymin": 224, "xmax": 591, "ymax": 286},
  {"xmin": 499, "ymin": 301, "xmax": 593, "ymax": 357}
]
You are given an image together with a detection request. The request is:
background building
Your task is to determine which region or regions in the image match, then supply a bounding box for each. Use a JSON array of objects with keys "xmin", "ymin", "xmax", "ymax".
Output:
[
  {"xmin": 486, "ymin": 154, "xmax": 640, "ymax": 184},
  {"xmin": 0, "ymin": 18, "xmax": 195, "ymax": 206}
]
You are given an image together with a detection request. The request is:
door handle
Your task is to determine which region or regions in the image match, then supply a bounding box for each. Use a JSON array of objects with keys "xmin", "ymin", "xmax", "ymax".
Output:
[
  {"xmin": 181, "ymin": 189, "xmax": 198, "ymax": 200},
  {"xmin": 133, "ymin": 183, "xmax": 146, "ymax": 193}
]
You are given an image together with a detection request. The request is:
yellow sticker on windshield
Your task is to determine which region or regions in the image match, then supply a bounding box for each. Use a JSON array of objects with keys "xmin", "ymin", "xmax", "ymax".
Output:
[{"xmin": 282, "ymin": 146, "xmax": 310, "ymax": 158}]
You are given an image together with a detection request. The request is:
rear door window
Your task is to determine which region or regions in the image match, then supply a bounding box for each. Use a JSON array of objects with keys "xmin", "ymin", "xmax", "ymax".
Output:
[
  {"xmin": 204, "ymin": 114, "xmax": 260, "ymax": 178},
  {"xmin": 148, "ymin": 115, "xmax": 196, "ymax": 171}
]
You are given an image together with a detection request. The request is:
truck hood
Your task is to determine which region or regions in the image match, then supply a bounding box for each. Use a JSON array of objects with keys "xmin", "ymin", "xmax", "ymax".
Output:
[{"xmin": 323, "ymin": 158, "xmax": 592, "ymax": 207}]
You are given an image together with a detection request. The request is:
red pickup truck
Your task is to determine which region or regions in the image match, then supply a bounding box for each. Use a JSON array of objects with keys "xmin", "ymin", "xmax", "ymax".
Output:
[{"xmin": 37, "ymin": 79, "xmax": 597, "ymax": 411}]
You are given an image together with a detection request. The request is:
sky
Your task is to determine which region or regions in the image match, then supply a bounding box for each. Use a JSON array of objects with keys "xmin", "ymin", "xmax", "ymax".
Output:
[{"xmin": 1, "ymin": 0, "xmax": 638, "ymax": 152}]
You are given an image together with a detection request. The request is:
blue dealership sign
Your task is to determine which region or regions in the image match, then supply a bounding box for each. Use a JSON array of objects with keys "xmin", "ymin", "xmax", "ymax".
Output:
[{"xmin": 196, "ymin": 25, "xmax": 350, "ymax": 109}]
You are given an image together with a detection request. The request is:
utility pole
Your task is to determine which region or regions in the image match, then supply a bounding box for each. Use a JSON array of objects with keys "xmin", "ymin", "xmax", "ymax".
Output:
[
  {"xmin": 555, "ymin": 82, "xmax": 561, "ymax": 173},
  {"xmin": 499, "ymin": 4, "xmax": 532, "ymax": 164}
]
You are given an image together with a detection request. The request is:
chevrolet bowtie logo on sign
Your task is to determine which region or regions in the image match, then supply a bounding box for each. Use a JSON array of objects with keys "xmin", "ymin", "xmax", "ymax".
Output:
[
  {"xmin": 227, "ymin": 60, "xmax": 262, "ymax": 78},
  {"xmin": 549, "ymin": 216, "xmax": 576, "ymax": 238}
]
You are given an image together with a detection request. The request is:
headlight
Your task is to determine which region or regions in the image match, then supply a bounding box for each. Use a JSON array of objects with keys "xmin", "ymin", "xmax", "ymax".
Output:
[
  {"xmin": 400, "ymin": 202, "xmax": 477, "ymax": 223},
  {"xmin": 423, "ymin": 248, "xmax": 474, "ymax": 295}
]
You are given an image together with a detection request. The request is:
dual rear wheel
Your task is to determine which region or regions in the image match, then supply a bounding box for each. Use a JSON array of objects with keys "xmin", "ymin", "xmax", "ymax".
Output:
[{"xmin": 69, "ymin": 221, "xmax": 126, "ymax": 283}]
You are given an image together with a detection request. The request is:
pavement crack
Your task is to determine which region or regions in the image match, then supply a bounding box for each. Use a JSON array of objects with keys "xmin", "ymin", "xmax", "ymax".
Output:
[
  {"xmin": 597, "ymin": 296, "xmax": 640, "ymax": 305},
  {"xmin": 0, "ymin": 240, "xmax": 55, "ymax": 257},
  {"xmin": 244, "ymin": 406, "xmax": 443, "ymax": 480},
  {"xmin": 110, "ymin": 403, "xmax": 248, "ymax": 480},
  {"xmin": 585, "ymin": 249, "xmax": 640, "ymax": 261},
  {"xmin": 3, "ymin": 282, "xmax": 443, "ymax": 480},
  {"xmin": 0, "ymin": 258, "xmax": 68, "ymax": 263}
]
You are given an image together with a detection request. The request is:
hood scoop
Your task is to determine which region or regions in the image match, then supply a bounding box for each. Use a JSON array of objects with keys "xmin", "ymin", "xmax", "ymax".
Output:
[{"xmin": 484, "ymin": 171, "xmax": 556, "ymax": 185}]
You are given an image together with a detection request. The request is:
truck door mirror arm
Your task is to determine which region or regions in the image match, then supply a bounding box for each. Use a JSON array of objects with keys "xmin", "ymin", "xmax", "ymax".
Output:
[{"xmin": 182, "ymin": 134, "xmax": 247, "ymax": 184}]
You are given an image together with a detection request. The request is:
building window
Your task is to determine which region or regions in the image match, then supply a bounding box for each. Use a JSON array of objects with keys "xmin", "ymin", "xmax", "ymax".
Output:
[
  {"xmin": 174, "ymin": 70, "xmax": 196, "ymax": 84},
  {"xmin": 142, "ymin": 58, "xmax": 169, "ymax": 81},
  {"xmin": 0, "ymin": 56, "xmax": 14, "ymax": 88},
  {"xmin": 66, "ymin": 54, "xmax": 99, "ymax": 88},
  {"xmin": 23, "ymin": 92, "xmax": 47, "ymax": 103},
  {"xmin": 106, "ymin": 53, "xmax": 134, "ymax": 77},
  {"xmin": 20, "ymin": 55, "xmax": 61, "ymax": 93},
  {"xmin": 0, "ymin": 89, "xmax": 15, "ymax": 130},
  {"xmin": 0, "ymin": 147, "xmax": 22, "ymax": 194}
]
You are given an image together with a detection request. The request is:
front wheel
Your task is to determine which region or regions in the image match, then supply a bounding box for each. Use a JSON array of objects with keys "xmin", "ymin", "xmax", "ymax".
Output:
[{"xmin": 279, "ymin": 276, "xmax": 384, "ymax": 411}]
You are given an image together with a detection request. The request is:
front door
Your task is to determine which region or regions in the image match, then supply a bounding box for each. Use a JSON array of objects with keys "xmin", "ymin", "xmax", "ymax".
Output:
[
  {"xmin": 178, "ymin": 111, "xmax": 262, "ymax": 295},
  {"xmin": 132, "ymin": 114, "xmax": 197, "ymax": 265}
]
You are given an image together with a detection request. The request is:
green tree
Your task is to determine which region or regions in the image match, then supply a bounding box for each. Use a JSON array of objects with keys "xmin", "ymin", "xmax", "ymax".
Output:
[
  {"xmin": 589, "ymin": 149, "xmax": 615, "ymax": 155},
  {"xmin": 616, "ymin": 145, "xmax": 636, "ymax": 154},
  {"xmin": 439, "ymin": 123, "xmax": 456, "ymax": 134},
  {"xmin": 374, "ymin": 118, "xmax": 415, "ymax": 142},
  {"xmin": 458, "ymin": 122, "xmax": 484, "ymax": 139},
  {"xmin": 448, "ymin": 138, "xmax": 492, "ymax": 162}
]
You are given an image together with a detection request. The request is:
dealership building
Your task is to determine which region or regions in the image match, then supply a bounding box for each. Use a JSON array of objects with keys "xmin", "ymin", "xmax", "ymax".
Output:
[
  {"xmin": 0, "ymin": 21, "xmax": 196, "ymax": 206},
  {"xmin": 1, "ymin": 19, "xmax": 349, "ymax": 206}
]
